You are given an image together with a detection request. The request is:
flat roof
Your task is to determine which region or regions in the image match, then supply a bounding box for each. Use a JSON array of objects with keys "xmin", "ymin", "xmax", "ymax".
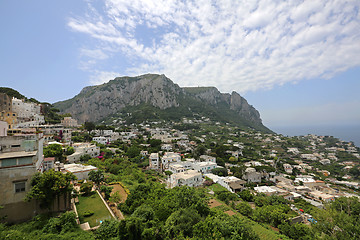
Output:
[
  {"xmin": 64, "ymin": 163, "xmax": 97, "ymax": 173},
  {"xmin": 254, "ymin": 186, "xmax": 277, "ymax": 193},
  {"xmin": 0, "ymin": 151, "xmax": 37, "ymax": 160},
  {"xmin": 173, "ymin": 170, "xmax": 201, "ymax": 179}
]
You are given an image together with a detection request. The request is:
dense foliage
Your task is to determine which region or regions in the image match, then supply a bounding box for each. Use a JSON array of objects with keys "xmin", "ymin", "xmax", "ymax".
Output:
[
  {"xmin": 25, "ymin": 170, "xmax": 76, "ymax": 210},
  {"xmin": 0, "ymin": 212, "xmax": 93, "ymax": 240}
]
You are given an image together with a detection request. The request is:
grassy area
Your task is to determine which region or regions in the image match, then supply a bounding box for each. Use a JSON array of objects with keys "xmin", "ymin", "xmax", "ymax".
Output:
[
  {"xmin": 76, "ymin": 191, "xmax": 113, "ymax": 227},
  {"xmin": 208, "ymin": 183, "xmax": 228, "ymax": 192}
]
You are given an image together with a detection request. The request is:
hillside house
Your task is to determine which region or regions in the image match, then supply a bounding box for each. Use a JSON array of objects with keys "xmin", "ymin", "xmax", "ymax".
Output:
[
  {"xmin": 169, "ymin": 170, "xmax": 202, "ymax": 188},
  {"xmin": 243, "ymin": 167, "xmax": 261, "ymax": 183},
  {"xmin": 67, "ymin": 143, "xmax": 100, "ymax": 163},
  {"xmin": 0, "ymin": 133, "xmax": 44, "ymax": 222},
  {"xmin": 149, "ymin": 153, "xmax": 159, "ymax": 169},
  {"xmin": 161, "ymin": 152, "xmax": 181, "ymax": 170}
]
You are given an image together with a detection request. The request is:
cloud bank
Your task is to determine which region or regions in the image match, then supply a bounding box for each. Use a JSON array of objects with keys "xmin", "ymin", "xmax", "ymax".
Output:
[{"xmin": 68, "ymin": 0, "xmax": 360, "ymax": 93}]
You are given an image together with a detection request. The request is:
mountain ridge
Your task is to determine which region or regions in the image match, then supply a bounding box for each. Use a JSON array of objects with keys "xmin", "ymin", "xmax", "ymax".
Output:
[{"xmin": 53, "ymin": 74, "xmax": 271, "ymax": 132}]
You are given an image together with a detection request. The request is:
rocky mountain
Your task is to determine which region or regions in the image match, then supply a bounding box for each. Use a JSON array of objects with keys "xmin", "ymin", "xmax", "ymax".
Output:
[{"xmin": 54, "ymin": 74, "xmax": 270, "ymax": 132}]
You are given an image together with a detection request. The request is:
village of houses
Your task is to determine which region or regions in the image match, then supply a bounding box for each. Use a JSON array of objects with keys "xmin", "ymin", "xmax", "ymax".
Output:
[{"xmin": 1, "ymin": 92, "xmax": 360, "ymax": 227}]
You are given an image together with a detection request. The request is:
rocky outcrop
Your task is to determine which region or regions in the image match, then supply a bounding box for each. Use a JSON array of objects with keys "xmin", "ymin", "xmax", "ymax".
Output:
[
  {"xmin": 55, "ymin": 74, "xmax": 182, "ymax": 123},
  {"xmin": 183, "ymin": 88, "xmax": 262, "ymax": 125}
]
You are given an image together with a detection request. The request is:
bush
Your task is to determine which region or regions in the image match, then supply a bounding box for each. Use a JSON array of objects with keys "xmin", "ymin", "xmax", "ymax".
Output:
[
  {"xmin": 236, "ymin": 202, "xmax": 253, "ymax": 217},
  {"xmin": 216, "ymin": 191, "xmax": 238, "ymax": 205},
  {"xmin": 80, "ymin": 182, "xmax": 93, "ymax": 195},
  {"xmin": 100, "ymin": 185, "xmax": 113, "ymax": 200},
  {"xmin": 211, "ymin": 167, "xmax": 228, "ymax": 176},
  {"xmin": 95, "ymin": 219, "xmax": 120, "ymax": 240},
  {"xmin": 83, "ymin": 211, "xmax": 94, "ymax": 217},
  {"xmin": 43, "ymin": 212, "xmax": 77, "ymax": 234}
]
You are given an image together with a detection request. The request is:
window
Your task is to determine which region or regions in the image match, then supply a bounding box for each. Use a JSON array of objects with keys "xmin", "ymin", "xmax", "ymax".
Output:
[
  {"xmin": 14, "ymin": 181, "xmax": 26, "ymax": 193},
  {"xmin": 1, "ymin": 159, "xmax": 17, "ymax": 167}
]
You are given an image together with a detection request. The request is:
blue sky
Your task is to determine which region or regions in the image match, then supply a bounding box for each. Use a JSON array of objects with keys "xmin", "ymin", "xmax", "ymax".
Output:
[{"xmin": 1, "ymin": 0, "xmax": 359, "ymax": 129}]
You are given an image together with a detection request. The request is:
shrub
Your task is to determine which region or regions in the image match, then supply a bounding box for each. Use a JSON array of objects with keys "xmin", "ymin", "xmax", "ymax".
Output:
[
  {"xmin": 100, "ymin": 185, "xmax": 113, "ymax": 200},
  {"xmin": 83, "ymin": 211, "xmax": 94, "ymax": 217}
]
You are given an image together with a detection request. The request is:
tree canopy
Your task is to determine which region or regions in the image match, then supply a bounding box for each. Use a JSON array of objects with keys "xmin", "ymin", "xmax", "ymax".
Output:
[{"xmin": 25, "ymin": 169, "xmax": 76, "ymax": 209}]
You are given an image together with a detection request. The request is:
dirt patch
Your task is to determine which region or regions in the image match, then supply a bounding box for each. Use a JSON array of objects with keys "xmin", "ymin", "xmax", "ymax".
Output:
[
  {"xmin": 225, "ymin": 210, "xmax": 236, "ymax": 216},
  {"xmin": 270, "ymin": 226, "xmax": 279, "ymax": 232},
  {"xmin": 110, "ymin": 184, "xmax": 128, "ymax": 203},
  {"xmin": 208, "ymin": 199, "xmax": 222, "ymax": 208}
]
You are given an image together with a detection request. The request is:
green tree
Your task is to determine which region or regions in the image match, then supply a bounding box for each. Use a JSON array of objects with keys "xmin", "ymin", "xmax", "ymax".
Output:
[
  {"xmin": 65, "ymin": 146, "xmax": 75, "ymax": 155},
  {"xmin": 84, "ymin": 121, "xmax": 95, "ymax": 133},
  {"xmin": 95, "ymin": 219, "xmax": 119, "ymax": 240},
  {"xmin": 164, "ymin": 208, "xmax": 201, "ymax": 238},
  {"xmin": 132, "ymin": 204, "xmax": 155, "ymax": 222},
  {"xmin": 110, "ymin": 191, "xmax": 122, "ymax": 203},
  {"xmin": 127, "ymin": 146, "xmax": 140, "ymax": 158},
  {"xmin": 118, "ymin": 217, "xmax": 144, "ymax": 240},
  {"xmin": 193, "ymin": 211, "xmax": 259, "ymax": 240},
  {"xmin": 100, "ymin": 185, "xmax": 113, "ymax": 200},
  {"xmin": 349, "ymin": 167, "xmax": 360, "ymax": 179},
  {"xmin": 80, "ymin": 154, "xmax": 91, "ymax": 162},
  {"xmin": 149, "ymin": 139, "xmax": 162, "ymax": 148},
  {"xmin": 43, "ymin": 144, "xmax": 63, "ymax": 159},
  {"xmin": 25, "ymin": 169, "xmax": 76, "ymax": 210},
  {"xmin": 279, "ymin": 222, "xmax": 314, "ymax": 240},
  {"xmin": 80, "ymin": 182, "xmax": 93, "ymax": 196},
  {"xmin": 43, "ymin": 211, "xmax": 78, "ymax": 234},
  {"xmin": 236, "ymin": 201, "xmax": 253, "ymax": 217},
  {"xmin": 211, "ymin": 167, "xmax": 228, "ymax": 176},
  {"xmin": 88, "ymin": 170, "xmax": 104, "ymax": 186}
]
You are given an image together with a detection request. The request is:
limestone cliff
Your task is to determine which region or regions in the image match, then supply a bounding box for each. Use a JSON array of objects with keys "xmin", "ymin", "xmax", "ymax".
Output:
[{"xmin": 55, "ymin": 74, "xmax": 182, "ymax": 123}]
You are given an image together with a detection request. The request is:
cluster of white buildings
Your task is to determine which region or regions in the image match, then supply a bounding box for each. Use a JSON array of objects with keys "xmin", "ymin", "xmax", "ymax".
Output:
[
  {"xmin": 12, "ymin": 98, "xmax": 45, "ymax": 128},
  {"xmin": 148, "ymin": 152, "xmax": 219, "ymax": 188},
  {"xmin": 67, "ymin": 143, "xmax": 100, "ymax": 163}
]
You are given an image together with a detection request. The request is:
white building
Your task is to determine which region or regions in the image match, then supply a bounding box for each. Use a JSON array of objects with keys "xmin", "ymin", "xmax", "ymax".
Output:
[
  {"xmin": 254, "ymin": 186, "xmax": 289, "ymax": 196},
  {"xmin": 287, "ymin": 148, "xmax": 300, "ymax": 155},
  {"xmin": 67, "ymin": 143, "xmax": 100, "ymax": 163},
  {"xmin": 92, "ymin": 136, "xmax": 111, "ymax": 145},
  {"xmin": 161, "ymin": 152, "xmax": 181, "ymax": 170},
  {"xmin": 12, "ymin": 98, "xmax": 41, "ymax": 118},
  {"xmin": 243, "ymin": 167, "xmax": 262, "ymax": 183},
  {"xmin": 168, "ymin": 161, "xmax": 193, "ymax": 173},
  {"xmin": 283, "ymin": 164, "xmax": 293, "ymax": 174},
  {"xmin": 12, "ymin": 98, "xmax": 45, "ymax": 127},
  {"xmin": 149, "ymin": 153, "xmax": 159, "ymax": 169},
  {"xmin": 161, "ymin": 144, "xmax": 172, "ymax": 151},
  {"xmin": 43, "ymin": 157, "xmax": 55, "ymax": 171},
  {"xmin": 61, "ymin": 117, "xmax": 78, "ymax": 127},
  {"xmin": 192, "ymin": 161, "xmax": 217, "ymax": 173},
  {"xmin": 319, "ymin": 159, "xmax": 331, "ymax": 165},
  {"xmin": 0, "ymin": 121, "xmax": 8, "ymax": 136},
  {"xmin": 63, "ymin": 163, "xmax": 97, "ymax": 180},
  {"xmin": 169, "ymin": 169, "xmax": 202, "ymax": 188},
  {"xmin": 301, "ymin": 154, "xmax": 317, "ymax": 161},
  {"xmin": 200, "ymin": 155, "xmax": 216, "ymax": 163},
  {"xmin": 0, "ymin": 133, "xmax": 44, "ymax": 222},
  {"xmin": 217, "ymin": 176, "xmax": 246, "ymax": 193}
]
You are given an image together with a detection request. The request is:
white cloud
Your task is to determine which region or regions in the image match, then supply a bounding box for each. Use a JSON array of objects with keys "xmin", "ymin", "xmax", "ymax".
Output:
[
  {"xmin": 80, "ymin": 48, "xmax": 108, "ymax": 60},
  {"xmin": 68, "ymin": 0, "xmax": 360, "ymax": 93},
  {"xmin": 89, "ymin": 71, "xmax": 122, "ymax": 85}
]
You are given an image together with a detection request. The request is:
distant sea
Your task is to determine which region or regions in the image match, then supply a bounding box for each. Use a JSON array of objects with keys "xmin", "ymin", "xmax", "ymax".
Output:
[{"xmin": 269, "ymin": 125, "xmax": 360, "ymax": 147}]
